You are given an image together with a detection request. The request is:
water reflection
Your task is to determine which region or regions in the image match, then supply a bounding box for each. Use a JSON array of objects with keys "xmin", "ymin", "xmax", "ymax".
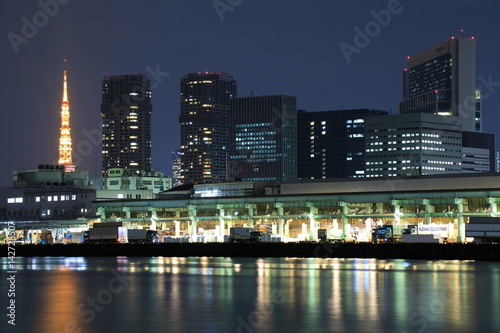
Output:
[{"xmin": 1, "ymin": 257, "xmax": 498, "ymax": 333}]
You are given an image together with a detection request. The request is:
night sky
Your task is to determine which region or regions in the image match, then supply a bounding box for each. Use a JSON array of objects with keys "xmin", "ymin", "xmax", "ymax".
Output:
[{"xmin": 1, "ymin": 0, "xmax": 500, "ymax": 186}]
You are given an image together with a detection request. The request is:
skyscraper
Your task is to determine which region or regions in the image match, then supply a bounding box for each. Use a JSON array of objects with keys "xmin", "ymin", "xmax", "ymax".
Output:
[
  {"xmin": 172, "ymin": 149, "xmax": 182, "ymax": 187},
  {"xmin": 230, "ymin": 95, "xmax": 297, "ymax": 182},
  {"xmin": 297, "ymin": 108, "xmax": 389, "ymax": 179},
  {"xmin": 101, "ymin": 74, "xmax": 152, "ymax": 173},
  {"xmin": 399, "ymin": 36, "xmax": 480, "ymax": 132},
  {"xmin": 179, "ymin": 72, "xmax": 237, "ymax": 184},
  {"xmin": 58, "ymin": 60, "xmax": 75, "ymax": 172},
  {"xmin": 364, "ymin": 113, "xmax": 463, "ymax": 177}
]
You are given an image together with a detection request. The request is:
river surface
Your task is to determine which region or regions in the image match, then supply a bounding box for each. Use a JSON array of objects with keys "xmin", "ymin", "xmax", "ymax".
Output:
[{"xmin": 1, "ymin": 256, "xmax": 500, "ymax": 333}]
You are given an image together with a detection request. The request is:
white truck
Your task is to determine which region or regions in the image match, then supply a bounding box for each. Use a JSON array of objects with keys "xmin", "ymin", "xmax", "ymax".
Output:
[
  {"xmin": 85, "ymin": 222, "xmax": 127, "ymax": 243},
  {"xmin": 318, "ymin": 229, "xmax": 344, "ymax": 242},
  {"xmin": 401, "ymin": 224, "xmax": 451, "ymax": 243},
  {"xmin": 127, "ymin": 229, "xmax": 159, "ymax": 243},
  {"xmin": 229, "ymin": 227, "xmax": 262, "ymax": 243}
]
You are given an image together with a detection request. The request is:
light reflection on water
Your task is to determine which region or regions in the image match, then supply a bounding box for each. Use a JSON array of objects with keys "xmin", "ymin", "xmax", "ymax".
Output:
[{"xmin": 1, "ymin": 257, "xmax": 499, "ymax": 333}]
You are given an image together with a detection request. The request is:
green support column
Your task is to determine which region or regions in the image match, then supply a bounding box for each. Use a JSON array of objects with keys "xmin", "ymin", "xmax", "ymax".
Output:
[
  {"xmin": 123, "ymin": 208, "xmax": 131, "ymax": 229},
  {"xmin": 390, "ymin": 202, "xmax": 401, "ymax": 225},
  {"xmin": 395, "ymin": 205, "xmax": 401, "ymax": 225},
  {"xmin": 218, "ymin": 206, "xmax": 225, "ymax": 238},
  {"xmin": 455, "ymin": 198, "xmax": 464, "ymax": 243},
  {"xmin": 276, "ymin": 203, "xmax": 284, "ymax": 236},
  {"xmin": 307, "ymin": 202, "xmax": 318, "ymax": 241},
  {"xmin": 175, "ymin": 221, "xmax": 180, "ymax": 236},
  {"xmin": 246, "ymin": 203, "xmax": 254, "ymax": 228},
  {"xmin": 340, "ymin": 201, "xmax": 349, "ymax": 241},
  {"xmin": 423, "ymin": 199, "xmax": 432, "ymax": 225},
  {"xmin": 489, "ymin": 197, "xmax": 498, "ymax": 216},
  {"xmin": 151, "ymin": 209, "xmax": 157, "ymax": 230},
  {"xmin": 188, "ymin": 205, "xmax": 197, "ymax": 236},
  {"xmin": 97, "ymin": 207, "xmax": 105, "ymax": 221}
]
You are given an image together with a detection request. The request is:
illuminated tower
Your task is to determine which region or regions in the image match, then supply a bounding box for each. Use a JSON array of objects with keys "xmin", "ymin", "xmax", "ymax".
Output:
[{"xmin": 58, "ymin": 60, "xmax": 75, "ymax": 172}]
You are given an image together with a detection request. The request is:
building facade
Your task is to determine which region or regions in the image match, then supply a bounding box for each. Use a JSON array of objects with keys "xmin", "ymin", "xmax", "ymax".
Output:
[
  {"xmin": 179, "ymin": 72, "xmax": 237, "ymax": 185},
  {"xmin": 364, "ymin": 113, "xmax": 463, "ymax": 177},
  {"xmin": 102, "ymin": 168, "xmax": 171, "ymax": 194},
  {"xmin": 462, "ymin": 131, "xmax": 496, "ymax": 173},
  {"xmin": 0, "ymin": 165, "xmax": 95, "ymax": 222},
  {"xmin": 297, "ymin": 108, "xmax": 389, "ymax": 179},
  {"xmin": 399, "ymin": 37, "xmax": 480, "ymax": 132},
  {"xmin": 101, "ymin": 74, "xmax": 152, "ymax": 173},
  {"xmin": 229, "ymin": 95, "xmax": 297, "ymax": 182}
]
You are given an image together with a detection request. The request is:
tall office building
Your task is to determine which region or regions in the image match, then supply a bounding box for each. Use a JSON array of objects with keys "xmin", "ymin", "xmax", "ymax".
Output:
[
  {"xmin": 399, "ymin": 37, "xmax": 481, "ymax": 132},
  {"xmin": 101, "ymin": 74, "xmax": 152, "ymax": 173},
  {"xmin": 230, "ymin": 95, "xmax": 297, "ymax": 182},
  {"xmin": 364, "ymin": 113, "xmax": 463, "ymax": 177},
  {"xmin": 172, "ymin": 149, "xmax": 183, "ymax": 187},
  {"xmin": 179, "ymin": 72, "xmax": 237, "ymax": 184},
  {"xmin": 297, "ymin": 108, "xmax": 389, "ymax": 179}
]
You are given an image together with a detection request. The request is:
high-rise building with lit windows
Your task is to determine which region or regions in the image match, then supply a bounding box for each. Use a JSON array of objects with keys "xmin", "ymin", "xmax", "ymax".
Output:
[
  {"xmin": 101, "ymin": 74, "xmax": 152, "ymax": 174},
  {"xmin": 179, "ymin": 72, "xmax": 237, "ymax": 184},
  {"xmin": 400, "ymin": 36, "xmax": 481, "ymax": 132},
  {"xmin": 229, "ymin": 95, "xmax": 297, "ymax": 182},
  {"xmin": 297, "ymin": 108, "xmax": 389, "ymax": 179},
  {"xmin": 364, "ymin": 113, "xmax": 463, "ymax": 177},
  {"xmin": 172, "ymin": 149, "xmax": 183, "ymax": 187}
]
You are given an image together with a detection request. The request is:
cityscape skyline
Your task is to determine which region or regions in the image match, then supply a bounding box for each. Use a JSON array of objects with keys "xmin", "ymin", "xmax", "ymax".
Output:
[{"xmin": 2, "ymin": 1, "xmax": 500, "ymax": 186}]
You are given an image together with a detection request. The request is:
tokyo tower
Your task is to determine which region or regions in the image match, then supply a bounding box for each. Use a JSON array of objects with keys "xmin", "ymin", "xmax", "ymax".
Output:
[{"xmin": 58, "ymin": 60, "xmax": 75, "ymax": 172}]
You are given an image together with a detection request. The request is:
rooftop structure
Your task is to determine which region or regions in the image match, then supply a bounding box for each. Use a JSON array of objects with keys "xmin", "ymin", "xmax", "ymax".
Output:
[{"xmin": 399, "ymin": 37, "xmax": 480, "ymax": 132}]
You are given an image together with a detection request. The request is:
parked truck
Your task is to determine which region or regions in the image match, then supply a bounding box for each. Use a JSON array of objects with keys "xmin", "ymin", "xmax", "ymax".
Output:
[
  {"xmin": 318, "ymin": 229, "xmax": 344, "ymax": 242},
  {"xmin": 401, "ymin": 224, "xmax": 450, "ymax": 243},
  {"xmin": 229, "ymin": 227, "xmax": 262, "ymax": 243},
  {"xmin": 127, "ymin": 229, "xmax": 160, "ymax": 243},
  {"xmin": 84, "ymin": 222, "xmax": 127, "ymax": 243},
  {"xmin": 371, "ymin": 225, "xmax": 406, "ymax": 243}
]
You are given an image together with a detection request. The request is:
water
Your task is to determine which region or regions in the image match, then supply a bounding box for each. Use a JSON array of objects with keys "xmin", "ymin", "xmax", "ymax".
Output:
[{"xmin": 1, "ymin": 256, "xmax": 500, "ymax": 333}]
